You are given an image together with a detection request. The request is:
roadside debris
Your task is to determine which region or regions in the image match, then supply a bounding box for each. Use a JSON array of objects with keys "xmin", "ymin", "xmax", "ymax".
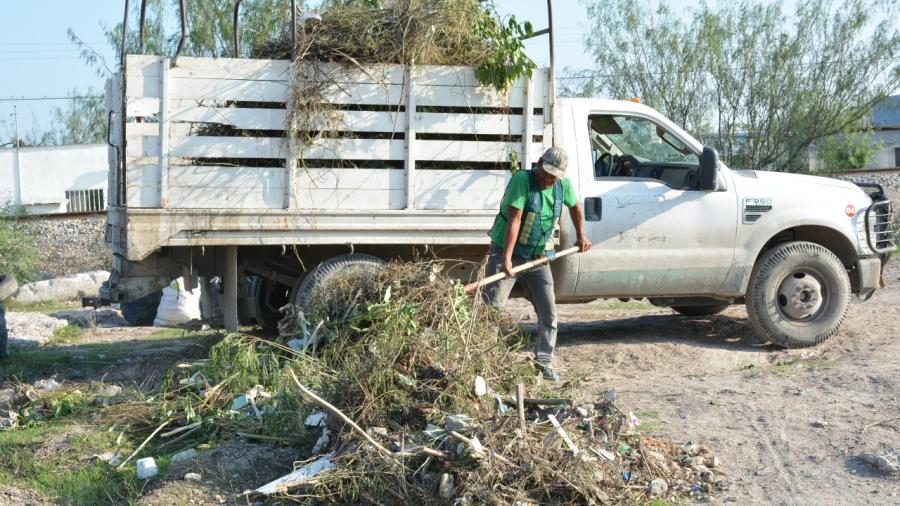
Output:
[
  {"xmin": 183, "ymin": 472, "xmax": 202, "ymax": 482},
  {"xmin": 4, "ymin": 312, "xmax": 66, "ymax": 348},
  {"xmin": 859, "ymin": 452, "xmax": 899, "ymax": 475},
  {"xmin": 124, "ymin": 262, "xmax": 724, "ymax": 503},
  {"xmin": 136, "ymin": 457, "xmax": 158, "ymax": 479},
  {"xmin": 252, "ymin": 453, "xmax": 336, "ymax": 496}
]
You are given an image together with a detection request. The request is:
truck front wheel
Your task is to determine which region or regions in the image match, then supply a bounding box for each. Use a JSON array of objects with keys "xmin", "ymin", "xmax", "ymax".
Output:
[{"xmin": 746, "ymin": 241, "xmax": 850, "ymax": 348}]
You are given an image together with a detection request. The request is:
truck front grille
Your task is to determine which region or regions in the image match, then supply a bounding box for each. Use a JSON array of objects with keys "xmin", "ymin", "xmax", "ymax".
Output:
[{"xmin": 866, "ymin": 199, "xmax": 896, "ymax": 253}]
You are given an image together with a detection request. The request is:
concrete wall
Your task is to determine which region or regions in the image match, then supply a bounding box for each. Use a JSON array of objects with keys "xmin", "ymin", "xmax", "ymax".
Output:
[
  {"xmin": 0, "ymin": 144, "xmax": 107, "ymax": 214},
  {"xmin": 869, "ymin": 130, "xmax": 900, "ymax": 169}
]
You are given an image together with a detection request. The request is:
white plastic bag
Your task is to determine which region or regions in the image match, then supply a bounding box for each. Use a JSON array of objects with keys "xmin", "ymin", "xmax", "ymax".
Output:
[{"xmin": 153, "ymin": 278, "xmax": 201, "ymax": 327}]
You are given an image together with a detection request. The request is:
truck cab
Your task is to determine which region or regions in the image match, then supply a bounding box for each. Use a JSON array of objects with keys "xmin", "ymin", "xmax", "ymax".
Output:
[{"xmin": 550, "ymin": 98, "xmax": 894, "ymax": 347}]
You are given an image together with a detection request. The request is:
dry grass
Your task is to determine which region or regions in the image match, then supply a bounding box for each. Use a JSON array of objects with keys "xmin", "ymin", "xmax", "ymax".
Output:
[{"xmin": 115, "ymin": 262, "xmax": 724, "ymax": 504}]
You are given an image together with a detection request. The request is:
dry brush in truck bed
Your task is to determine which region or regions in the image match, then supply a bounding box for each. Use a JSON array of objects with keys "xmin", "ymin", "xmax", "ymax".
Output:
[
  {"xmin": 282, "ymin": 0, "xmax": 536, "ymax": 167},
  {"xmin": 106, "ymin": 263, "xmax": 727, "ymax": 504}
]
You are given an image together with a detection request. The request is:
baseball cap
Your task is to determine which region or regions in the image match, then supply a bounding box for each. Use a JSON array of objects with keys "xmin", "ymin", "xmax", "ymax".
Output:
[{"xmin": 540, "ymin": 146, "xmax": 567, "ymax": 178}]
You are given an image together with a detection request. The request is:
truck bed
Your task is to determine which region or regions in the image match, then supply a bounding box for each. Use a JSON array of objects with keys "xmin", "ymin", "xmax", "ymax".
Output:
[{"xmin": 108, "ymin": 56, "xmax": 553, "ymax": 259}]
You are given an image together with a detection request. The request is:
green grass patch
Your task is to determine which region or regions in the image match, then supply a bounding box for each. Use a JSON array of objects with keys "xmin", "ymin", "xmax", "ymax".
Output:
[
  {"xmin": 49, "ymin": 324, "xmax": 86, "ymax": 345},
  {"xmin": 741, "ymin": 358, "xmax": 839, "ymax": 377},
  {"xmin": 0, "ymin": 344, "xmax": 130, "ymax": 383},
  {"xmin": 0, "ymin": 423, "xmax": 141, "ymax": 505},
  {"xmin": 4, "ymin": 299, "xmax": 81, "ymax": 314},
  {"xmin": 633, "ymin": 409, "xmax": 666, "ymax": 434}
]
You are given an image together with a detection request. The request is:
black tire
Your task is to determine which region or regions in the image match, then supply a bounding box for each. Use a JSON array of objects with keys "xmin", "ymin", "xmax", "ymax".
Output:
[
  {"xmin": 0, "ymin": 274, "xmax": 18, "ymax": 301},
  {"xmin": 250, "ymin": 276, "xmax": 291, "ymax": 333},
  {"xmin": 121, "ymin": 291, "xmax": 163, "ymax": 326},
  {"xmin": 746, "ymin": 241, "xmax": 850, "ymax": 348},
  {"xmin": 671, "ymin": 302, "xmax": 729, "ymax": 317},
  {"xmin": 293, "ymin": 254, "xmax": 386, "ymax": 310}
]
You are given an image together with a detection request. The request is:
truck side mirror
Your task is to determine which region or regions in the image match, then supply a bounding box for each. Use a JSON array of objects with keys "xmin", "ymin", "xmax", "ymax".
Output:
[{"xmin": 699, "ymin": 146, "xmax": 719, "ymax": 191}]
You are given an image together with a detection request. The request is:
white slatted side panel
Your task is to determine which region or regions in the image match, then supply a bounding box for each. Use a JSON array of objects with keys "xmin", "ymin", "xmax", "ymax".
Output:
[
  {"xmin": 167, "ymin": 166, "xmax": 285, "ymax": 208},
  {"xmin": 414, "ymin": 170, "xmax": 509, "ymax": 210},
  {"xmin": 415, "ymin": 140, "xmax": 520, "ymax": 163},
  {"xmin": 296, "ymin": 168, "xmax": 405, "ymax": 210},
  {"xmin": 122, "ymin": 56, "xmax": 552, "ymax": 210}
]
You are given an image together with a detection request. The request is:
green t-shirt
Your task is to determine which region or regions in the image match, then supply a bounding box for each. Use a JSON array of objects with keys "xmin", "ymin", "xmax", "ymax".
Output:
[{"xmin": 490, "ymin": 170, "xmax": 577, "ymax": 257}]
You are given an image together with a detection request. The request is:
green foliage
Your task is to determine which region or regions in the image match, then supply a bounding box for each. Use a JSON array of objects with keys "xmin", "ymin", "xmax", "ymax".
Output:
[
  {"xmin": 472, "ymin": 7, "xmax": 536, "ymax": 91},
  {"xmin": 0, "ymin": 424, "xmax": 141, "ymax": 505},
  {"xmin": 0, "ymin": 204, "xmax": 39, "ymax": 284},
  {"xmin": 3, "ymin": 299, "xmax": 80, "ymax": 314},
  {"xmin": 47, "ymin": 89, "xmax": 106, "ymax": 145},
  {"xmin": 49, "ymin": 324, "xmax": 86, "ymax": 346},
  {"xmin": 819, "ymin": 130, "xmax": 883, "ymax": 172},
  {"xmin": 581, "ymin": 0, "xmax": 900, "ymax": 172},
  {"xmin": 153, "ymin": 262, "xmax": 535, "ymax": 446}
]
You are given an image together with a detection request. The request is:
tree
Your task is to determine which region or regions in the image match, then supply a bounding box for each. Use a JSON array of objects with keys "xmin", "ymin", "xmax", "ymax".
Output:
[
  {"xmin": 46, "ymin": 89, "xmax": 106, "ymax": 145},
  {"xmin": 581, "ymin": 0, "xmax": 900, "ymax": 172},
  {"xmin": 818, "ymin": 129, "xmax": 883, "ymax": 172},
  {"xmin": 69, "ymin": 0, "xmax": 290, "ymax": 79}
]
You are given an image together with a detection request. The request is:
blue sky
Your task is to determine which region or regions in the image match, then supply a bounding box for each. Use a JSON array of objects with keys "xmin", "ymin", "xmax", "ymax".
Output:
[{"xmin": 0, "ymin": 0, "xmax": 771, "ymax": 138}]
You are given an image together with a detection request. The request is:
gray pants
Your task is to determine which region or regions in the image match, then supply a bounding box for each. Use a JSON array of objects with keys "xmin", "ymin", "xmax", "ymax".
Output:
[{"xmin": 482, "ymin": 243, "xmax": 558, "ymax": 364}]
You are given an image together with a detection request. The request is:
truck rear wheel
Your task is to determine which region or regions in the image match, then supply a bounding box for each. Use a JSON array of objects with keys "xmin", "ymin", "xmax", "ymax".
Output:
[
  {"xmin": 746, "ymin": 241, "xmax": 850, "ymax": 348},
  {"xmin": 292, "ymin": 254, "xmax": 386, "ymax": 311},
  {"xmin": 671, "ymin": 302, "xmax": 729, "ymax": 317}
]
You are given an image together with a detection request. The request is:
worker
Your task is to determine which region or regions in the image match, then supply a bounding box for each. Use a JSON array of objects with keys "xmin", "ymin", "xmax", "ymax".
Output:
[{"xmin": 483, "ymin": 146, "xmax": 591, "ymax": 381}]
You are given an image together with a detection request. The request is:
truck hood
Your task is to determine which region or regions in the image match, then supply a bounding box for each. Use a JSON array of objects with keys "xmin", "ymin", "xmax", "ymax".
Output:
[{"xmin": 733, "ymin": 169, "xmax": 864, "ymax": 194}]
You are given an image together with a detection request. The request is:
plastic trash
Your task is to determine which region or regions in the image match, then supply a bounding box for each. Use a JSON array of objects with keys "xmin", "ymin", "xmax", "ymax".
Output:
[
  {"xmin": 305, "ymin": 412, "xmax": 327, "ymax": 427},
  {"xmin": 474, "ymin": 376, "xmax": 487, "ymax": 397},
  {"xmin": 153, "ymin": 278, "xmax": 201, "ymax": 327},
  {"xmin": 136, "ymin": 457, "xmax": 158, "ymax": 479}
]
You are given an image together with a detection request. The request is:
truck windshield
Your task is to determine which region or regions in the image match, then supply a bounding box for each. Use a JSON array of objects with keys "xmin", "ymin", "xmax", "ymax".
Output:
[{"xmin": 592, "ymin": 115, "xmax": 696, "ymax": 164}]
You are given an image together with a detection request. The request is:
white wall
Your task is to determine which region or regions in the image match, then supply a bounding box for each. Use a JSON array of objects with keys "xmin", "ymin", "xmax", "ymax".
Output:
[
  {"xmin": 0, "ymin": 149, "xmax": 14, "ymax": 205},
  {"xmin": 0, "ymin": 144, "xmax": 108, "ymax": 213}
]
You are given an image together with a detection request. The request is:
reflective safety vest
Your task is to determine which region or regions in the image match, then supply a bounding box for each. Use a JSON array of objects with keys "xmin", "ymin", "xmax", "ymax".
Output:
[{"xmin": 491, "ymin": 170, "xmax": 563, "ymax": 258}]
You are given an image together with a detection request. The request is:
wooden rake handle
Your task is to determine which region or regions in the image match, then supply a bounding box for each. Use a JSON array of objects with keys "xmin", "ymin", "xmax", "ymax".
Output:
[{"xmin": 464, "ymin": 246, "xmax": 580, "ymax": 294}]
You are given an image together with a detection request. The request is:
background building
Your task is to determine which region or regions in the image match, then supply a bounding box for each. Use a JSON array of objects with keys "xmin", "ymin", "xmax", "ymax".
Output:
[{"xmin": 0, "ymin": 143, "xmax": 107, "ymax": 215}]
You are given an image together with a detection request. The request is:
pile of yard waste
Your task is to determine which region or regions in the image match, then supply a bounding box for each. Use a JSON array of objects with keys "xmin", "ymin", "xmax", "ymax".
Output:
[
  {"xmin": 108, "ymin": 262, "xmax": 727, "ymax": 504},
  {"xmin": 280, "ymin": 0, "xmax": 535, "ymax": 150}
]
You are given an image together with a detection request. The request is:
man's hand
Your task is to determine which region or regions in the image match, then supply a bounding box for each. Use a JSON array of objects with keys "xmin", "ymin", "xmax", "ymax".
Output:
[
  {"xmin": 502, "ymin": 256, "xmax": 515, "ymax": 278},
  {"xmin": 576, "ymin": 235, "xmax": 592, "ymax": 253},
  {"xmin": 569, "ymin": 202, "xmax": 592, "ymax": 253}
]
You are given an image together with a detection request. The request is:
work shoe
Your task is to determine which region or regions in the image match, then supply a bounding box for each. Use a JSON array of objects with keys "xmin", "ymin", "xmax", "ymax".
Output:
[{"xmin": 536, "ymin": 361, "xmax": 560, "ymax": 382}]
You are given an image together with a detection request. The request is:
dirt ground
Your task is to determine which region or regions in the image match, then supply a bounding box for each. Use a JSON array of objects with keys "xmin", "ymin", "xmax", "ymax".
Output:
[
  {"xmin": 503, "ymin": 259, "xmax": 900, "ymax": 505},
  {"xmin": 2, "ymin": 261, "xmax": 898, "ymax": 504}
]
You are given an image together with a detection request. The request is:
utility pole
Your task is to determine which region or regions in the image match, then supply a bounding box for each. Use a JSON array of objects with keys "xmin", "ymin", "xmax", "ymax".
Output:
[{"xmin": 11, "ymin": 105, "xmax": 22, "ymax": 206}]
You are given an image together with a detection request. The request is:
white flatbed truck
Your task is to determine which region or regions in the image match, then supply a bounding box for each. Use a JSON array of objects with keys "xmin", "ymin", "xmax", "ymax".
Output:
[{"xmin": 96, "ymin": 47, "xmax": 894, "ymax": 348}]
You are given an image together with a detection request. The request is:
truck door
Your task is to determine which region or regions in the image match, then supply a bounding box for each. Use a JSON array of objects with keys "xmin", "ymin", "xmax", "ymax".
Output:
[{"xmin": 573, "ymin": 113, "xmax": 738, "ymax": 297}]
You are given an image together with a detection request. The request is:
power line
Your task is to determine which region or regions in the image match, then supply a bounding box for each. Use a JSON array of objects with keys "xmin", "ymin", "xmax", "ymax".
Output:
[
  {"xmin": 0, "ymin": 96, "xmax": 103, "ymax": 102},
  {"xmin": 0, "ymin": 41, "xmax": 108, "ymax": 47}
]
